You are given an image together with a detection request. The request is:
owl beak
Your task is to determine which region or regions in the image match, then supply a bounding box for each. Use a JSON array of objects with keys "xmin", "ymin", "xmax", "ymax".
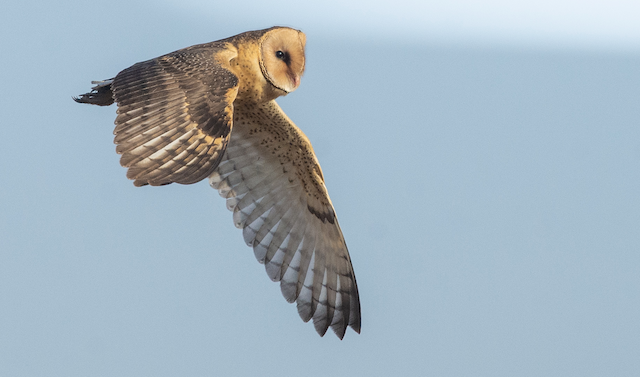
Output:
[{"xmin": 290, "ymin": 74, "xmax": 300, "ymax": 90}]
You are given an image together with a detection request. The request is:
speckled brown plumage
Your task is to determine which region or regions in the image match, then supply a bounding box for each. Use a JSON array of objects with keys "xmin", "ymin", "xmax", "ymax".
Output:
[{"xmin": 75, "ymin": 26, "xmax": 360, "ymax": 339}]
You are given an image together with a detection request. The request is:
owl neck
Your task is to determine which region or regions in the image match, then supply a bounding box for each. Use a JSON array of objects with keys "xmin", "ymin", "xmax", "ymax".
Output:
[{"xmin": 229, "ymin": 40, "xmax": 288, "ymax": 103}]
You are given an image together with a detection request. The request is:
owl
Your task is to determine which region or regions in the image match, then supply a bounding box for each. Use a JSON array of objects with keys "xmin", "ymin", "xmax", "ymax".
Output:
[{"xmin": 74, "ymin": 27, "xmax": 361, "ymax": 339}]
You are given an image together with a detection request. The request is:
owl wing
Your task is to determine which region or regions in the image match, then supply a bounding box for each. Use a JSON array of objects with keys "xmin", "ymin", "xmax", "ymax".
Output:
[
  {"xmin": 209, "ymin": 101, "xmax": 361, "ymax": 339},
  {"xmin": 109, "ymin": 43, "xmax": 239, "ymax": 186}
]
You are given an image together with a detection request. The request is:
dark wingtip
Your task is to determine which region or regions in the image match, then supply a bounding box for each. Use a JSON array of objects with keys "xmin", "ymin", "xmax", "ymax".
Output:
[
  {"xmin": 347, "ymin": 313, "xmax": 361, "ymax": 336},
  {"xmin": 333, "ymin": 326, "xmax": 347, "ymax": 340}
]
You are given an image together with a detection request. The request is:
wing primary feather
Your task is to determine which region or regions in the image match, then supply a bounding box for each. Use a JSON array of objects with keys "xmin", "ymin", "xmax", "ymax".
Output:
[
  {"xmin": 296, "ymin": 244, "xmax": 316, "ymax": 322},
  {"xmin": 312, "ymin": 269, "xmax": 330, "ymax": 336},
  {"xmin": 281, "ymin": 246, "xmax": 302, "ymax": 303}
]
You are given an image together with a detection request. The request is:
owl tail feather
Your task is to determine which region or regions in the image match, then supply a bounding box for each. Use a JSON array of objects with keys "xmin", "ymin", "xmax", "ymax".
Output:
[{"xmin": 73, "ymin": 79, "xmax": 115, "ymax": 106}]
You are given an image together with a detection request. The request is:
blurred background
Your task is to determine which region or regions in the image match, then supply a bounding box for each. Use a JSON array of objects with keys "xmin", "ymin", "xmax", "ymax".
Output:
[{"xmin": 1, "ymin": 1, "xmax": 639, "ymax": 376}]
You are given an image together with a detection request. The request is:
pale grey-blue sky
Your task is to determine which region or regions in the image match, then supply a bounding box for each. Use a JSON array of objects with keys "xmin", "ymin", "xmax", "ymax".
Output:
[
  {"xmin": 1, "ymin": 1, "xmax": 639, "ymax": 376},
  {"xmin": 164, "ymin": 0, "xmax": 640, "ymax": 51}
]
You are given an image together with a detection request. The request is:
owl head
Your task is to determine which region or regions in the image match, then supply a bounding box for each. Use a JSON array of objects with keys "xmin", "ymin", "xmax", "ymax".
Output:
[{"xmin": 259, "ymin": 28, "xmax": 306, "ymax": 94}]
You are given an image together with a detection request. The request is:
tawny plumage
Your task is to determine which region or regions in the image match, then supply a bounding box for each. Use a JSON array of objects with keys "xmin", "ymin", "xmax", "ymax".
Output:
[{"xmin": 75, "ymin": 27, "xmax": 361, "ymax": 339}]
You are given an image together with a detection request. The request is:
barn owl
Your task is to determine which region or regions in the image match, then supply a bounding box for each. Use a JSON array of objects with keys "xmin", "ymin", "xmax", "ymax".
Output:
[{"xmin": 74, "ymin": 27, "xmax": 361, "ymax": 339}]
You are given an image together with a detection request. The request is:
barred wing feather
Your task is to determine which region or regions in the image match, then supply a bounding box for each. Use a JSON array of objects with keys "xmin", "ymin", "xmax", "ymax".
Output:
[
  {"xmin": 209, "ymin": 101, "xmax": 361, "ymax": 338},
  {"xmin": 111, "ymin": 43, "xmax": 239, "ymax": 187}
]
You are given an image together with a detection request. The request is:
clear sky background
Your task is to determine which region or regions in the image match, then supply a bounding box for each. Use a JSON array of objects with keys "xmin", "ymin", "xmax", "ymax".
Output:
[{"xmin": 1, "ymin": 1, "xmax": 639, "ymax": 376}]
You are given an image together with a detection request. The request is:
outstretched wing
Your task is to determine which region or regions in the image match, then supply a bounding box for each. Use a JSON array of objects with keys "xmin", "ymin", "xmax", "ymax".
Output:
[
  {"xmin": 209, "ymin": 101, "xmax": 361, "ymax": 339},
  {"xmin": 110, "ymin": 43, "xmax": 239, "ymax": 186}
]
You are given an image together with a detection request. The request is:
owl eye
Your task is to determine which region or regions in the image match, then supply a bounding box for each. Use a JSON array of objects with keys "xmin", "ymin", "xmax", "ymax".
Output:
[{"xmin": 275, "ymin": 50, "xmax": 285, "ymax": 60}]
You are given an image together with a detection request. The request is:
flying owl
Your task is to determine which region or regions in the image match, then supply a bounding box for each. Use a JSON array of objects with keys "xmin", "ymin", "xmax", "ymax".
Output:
[{"xmin": 74, "ymin": 27, "xmax": 361, "ymax": 339}]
